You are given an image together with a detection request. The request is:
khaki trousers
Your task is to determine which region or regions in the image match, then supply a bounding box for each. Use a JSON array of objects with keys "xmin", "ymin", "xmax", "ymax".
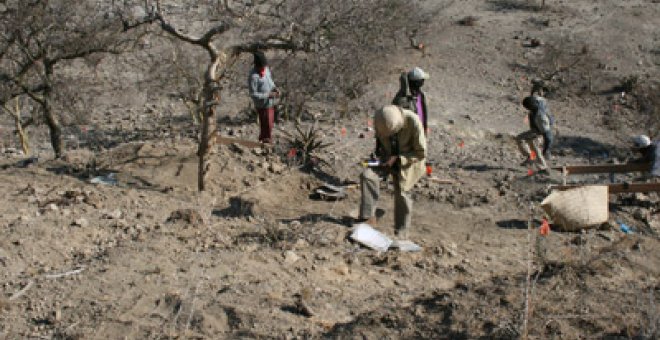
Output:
[
  {"xmin": 516, "ymin": 130, "xmax": 548, "ymax": 169},
  {"xmin": 359, "ymin": 168, "xmax": 413, "ymax": 232}
]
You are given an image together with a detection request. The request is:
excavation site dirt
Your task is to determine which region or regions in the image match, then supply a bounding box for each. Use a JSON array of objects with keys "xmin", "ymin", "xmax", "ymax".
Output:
[{"xmin": 0, "ymin": 0, "xmax": 658, "ymax": 339}]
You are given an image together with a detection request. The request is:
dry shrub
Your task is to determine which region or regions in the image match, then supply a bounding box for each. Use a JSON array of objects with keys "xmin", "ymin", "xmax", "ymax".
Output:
[
  {"xmin": 237, "ymin": 218, "xmax": 337, "ymax": 249},
  {"xmin": 0, "ymin": 0, "xmax": 150, "ymax": 157},
  {"xmin": 272, "ymin": 0, "xmax": 431, "ymax": 120},
  {"xmin": 600, "ymin": 78, "xmax": 660, "ymax": 134},
  {"xmin": 515, "ymin": 36, "xmax": 600, "ymax": 98},
  {"xmin": 629, "ymin": 81, "xmax": 660, "ymax": 136},
  {"xmin": 263, "ymin": 223, "xmax": 299, "ymax": 247}
]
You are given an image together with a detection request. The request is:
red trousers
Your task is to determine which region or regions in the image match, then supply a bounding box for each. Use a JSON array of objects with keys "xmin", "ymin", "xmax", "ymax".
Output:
[{"xmin": 257, "ymin": 107, "xmax": 274, "ymax": 143}]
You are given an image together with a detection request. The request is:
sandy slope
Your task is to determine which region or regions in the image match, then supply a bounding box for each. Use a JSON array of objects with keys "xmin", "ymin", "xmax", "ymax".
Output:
[{"xmin": 1, "ymin": 0, "xmax": 659, "ymax": 338}]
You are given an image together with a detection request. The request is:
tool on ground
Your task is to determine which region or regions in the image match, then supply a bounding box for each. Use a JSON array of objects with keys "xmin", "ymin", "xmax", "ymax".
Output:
[
  {"xmin": 313, "ymin": 182, "xmax": 357, "ymax": 200},
  {"xmin": 360, "ymin": 160, "xmax": 383, "ymax": 167}
]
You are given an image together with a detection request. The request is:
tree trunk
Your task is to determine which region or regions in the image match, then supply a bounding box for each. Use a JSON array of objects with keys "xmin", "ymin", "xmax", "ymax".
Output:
[
  {"xmin": 43, "ymin": 100, "xmax": 64, "ymax": 159},
  {"xmin": 42, "ymin": 65, "xmax": 64, "ymax": 159},
  {"xmin": 14, "ymin": 116, "xmax": 30, "ymax": 156},
  {"xmin": 7, "ymin": 98, "xmax": 30, "ymax": 155},
  {"xmin": 197, "ymin": 58, "xmax": 221, "ymax": 191}
]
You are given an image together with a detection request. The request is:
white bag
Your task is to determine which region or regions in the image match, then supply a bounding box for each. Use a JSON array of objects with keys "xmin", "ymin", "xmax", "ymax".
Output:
[{"xmin": 541, "ymin": 185, "xmax": 608, "ymax": 231}]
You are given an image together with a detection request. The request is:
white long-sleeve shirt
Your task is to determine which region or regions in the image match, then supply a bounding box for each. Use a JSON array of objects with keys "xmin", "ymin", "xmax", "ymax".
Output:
[{"xmin": 247, "ymin": 67, "xmax": 276, "ymax": 109}]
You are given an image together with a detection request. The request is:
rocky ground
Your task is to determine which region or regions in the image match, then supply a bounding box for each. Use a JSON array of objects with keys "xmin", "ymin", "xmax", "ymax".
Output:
[{"xmin": 1, "ymin": 0, "xmax": 659, "ymax": 339}]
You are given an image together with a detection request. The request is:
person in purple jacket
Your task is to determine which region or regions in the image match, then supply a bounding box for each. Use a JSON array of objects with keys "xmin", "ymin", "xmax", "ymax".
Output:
[{"xmin": 392, "ymin": 67, "xmax": 430, "ymax": 135}]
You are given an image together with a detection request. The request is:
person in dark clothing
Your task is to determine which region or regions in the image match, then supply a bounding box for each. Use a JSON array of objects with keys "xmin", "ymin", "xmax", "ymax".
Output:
[
  {"xmin": 631, "ymin": 134, "xmax": 660, "ymax": 178},
  {"xmin": 248, "ymin": 51, "xmax": 279, "ymax": 143},
  {"xmin": 516, "ymin": 94, "xmax": 554, "ymax": 170},
  {"xmin": 392, "ymin": 67, "xmax": 430, "ymax": 134}
]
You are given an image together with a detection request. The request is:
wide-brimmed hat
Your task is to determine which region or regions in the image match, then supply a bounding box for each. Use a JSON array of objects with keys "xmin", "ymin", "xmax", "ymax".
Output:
[{"xmin": 374, "ymin": 105, "xmax": 404, "ymax": 138}]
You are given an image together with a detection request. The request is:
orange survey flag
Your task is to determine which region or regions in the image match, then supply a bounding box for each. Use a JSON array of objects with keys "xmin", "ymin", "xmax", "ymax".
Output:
[
  {"xmin": 540, "ymin": 218, "xmax": 550, "ymax": 236},
  {"xmin": 530, "ymin": 150, "xmax": 537, "ymax": 160}
]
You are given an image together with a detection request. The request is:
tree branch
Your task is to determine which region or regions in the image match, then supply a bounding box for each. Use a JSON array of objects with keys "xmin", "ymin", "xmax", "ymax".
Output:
[
  {"xmin": 231, "ymin": 37, "xmax": 304, "ymax": 56},
  {"xmin": 21, "ymin": 83, "xmax": 46, "ymax": 106},
  {"xmin": 153, "ymin": 11, "xmax": 229, "ymax": 60}
]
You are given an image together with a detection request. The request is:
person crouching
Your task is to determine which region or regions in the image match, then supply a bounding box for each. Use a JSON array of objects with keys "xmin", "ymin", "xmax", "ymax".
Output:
[
  {"xmin": 516, "ymin": 95, "xmax": 553, "ymax": 171},
  {"xmin": 357, "ymin": 105, "xmax": 427, "ymax": 239},
  {"xmin": 631, "ymin": 134, "xmax": 659, "ymax": 180}
]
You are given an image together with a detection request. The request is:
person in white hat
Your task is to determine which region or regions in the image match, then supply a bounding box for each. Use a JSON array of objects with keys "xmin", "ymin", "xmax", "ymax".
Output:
[
  {"xmin": 392, "ymin": 67, "xmax": 430, "ymax": 134},
  {"xmin": 631, "ymin": 134, "xmax": 659, "ymax": 178},
  {"xmin": 356, "ymin": 105, "xmax": 427, "ymax": 239}
]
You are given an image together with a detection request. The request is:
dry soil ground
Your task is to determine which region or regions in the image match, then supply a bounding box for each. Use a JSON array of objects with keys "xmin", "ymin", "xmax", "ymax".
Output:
[{"xmin": 1, "ymin": 0, "xmax": 659, "ymax": 339}]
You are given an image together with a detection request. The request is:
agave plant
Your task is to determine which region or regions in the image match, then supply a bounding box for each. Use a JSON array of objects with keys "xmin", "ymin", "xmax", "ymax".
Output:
[{"xmin": 278, "ymin": 119, "xmax": 333, "ymax": 169}]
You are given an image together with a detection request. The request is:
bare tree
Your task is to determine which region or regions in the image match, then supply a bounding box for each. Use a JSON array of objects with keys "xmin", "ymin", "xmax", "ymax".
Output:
[
  {"xmin": 124, "ymin": 0, "xmax": 428, "ymax": 191},
  {"xmin": 0, "ymin": 0, "xmax": 149, "ymax": 158},
  {"xmin": 1, "ymin": 96, "xmax": 31, "ymax": 155}
]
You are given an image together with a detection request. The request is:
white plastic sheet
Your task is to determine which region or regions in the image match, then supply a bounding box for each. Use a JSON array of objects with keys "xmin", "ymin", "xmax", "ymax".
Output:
[
  {"xmin": 350, "ymin": 223, "xmax": 392, "ymax": 252},
  {"xmin": 390, "ymin": 240, "xmax": 422, "ymax": 252},
  {"xmin": 90, "ymin": 173, "xmax": 118, "ymax": 186}
]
